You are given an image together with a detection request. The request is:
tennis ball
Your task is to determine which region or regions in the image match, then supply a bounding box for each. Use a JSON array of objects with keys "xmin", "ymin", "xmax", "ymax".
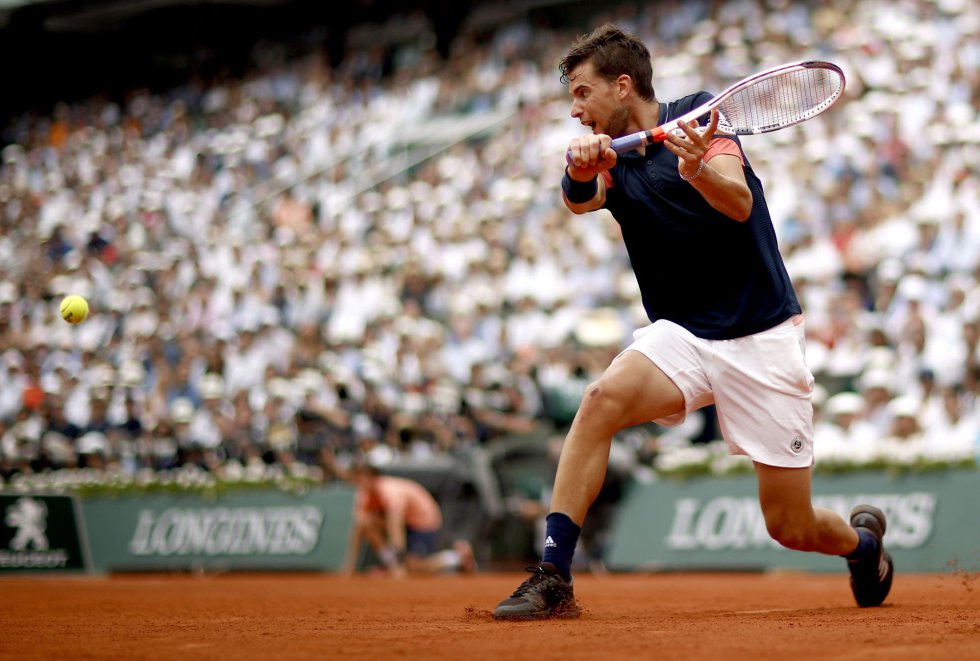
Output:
[{"xmin": 60, "ymin": 295, "xmax": 89, "ymax": 324}]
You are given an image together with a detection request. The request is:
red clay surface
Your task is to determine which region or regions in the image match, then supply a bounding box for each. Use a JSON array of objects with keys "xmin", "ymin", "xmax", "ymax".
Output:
[{"xmin": 2, "ymin": 571, "xmax": 978, "ymax": 660}]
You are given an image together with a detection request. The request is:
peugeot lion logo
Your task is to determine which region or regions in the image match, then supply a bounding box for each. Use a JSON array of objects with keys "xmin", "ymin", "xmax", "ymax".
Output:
[{"xmin": 5, "ymin": 497, "xmax": 50, "ymax": 552}]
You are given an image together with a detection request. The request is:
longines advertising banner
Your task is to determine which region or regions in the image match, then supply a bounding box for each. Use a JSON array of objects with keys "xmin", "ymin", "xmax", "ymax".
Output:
[
  {"xmin": 607, "ymin": 469, "xmax": 979, "ymax": 572},
  {"xmin": 80, "ymin": 486, "xmax": 355, "ymax": 572}
]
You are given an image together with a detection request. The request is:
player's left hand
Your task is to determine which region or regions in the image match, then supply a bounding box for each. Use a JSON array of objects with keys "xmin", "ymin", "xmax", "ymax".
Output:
[{"xmin": 663, "ymin": 108, "xmax": 720, "ymax": 180}]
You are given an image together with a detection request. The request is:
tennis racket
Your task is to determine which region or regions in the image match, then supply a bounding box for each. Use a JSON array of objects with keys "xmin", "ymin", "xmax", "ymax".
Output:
[{"xmin": 574, "ymin": 60, "xmax": 845, "ymax": 159}]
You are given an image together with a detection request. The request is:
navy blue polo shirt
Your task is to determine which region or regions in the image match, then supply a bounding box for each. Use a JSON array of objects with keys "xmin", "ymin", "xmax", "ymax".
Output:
[{"xmin": 601, "ymin": 92, "xmax": 801, "ymax": 341}]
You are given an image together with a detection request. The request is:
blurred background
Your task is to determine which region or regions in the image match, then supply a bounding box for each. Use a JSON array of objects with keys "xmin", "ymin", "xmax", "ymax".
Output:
[{"xmin": 0, "ymin": 0, "xmax": 977, "ymax": 571}]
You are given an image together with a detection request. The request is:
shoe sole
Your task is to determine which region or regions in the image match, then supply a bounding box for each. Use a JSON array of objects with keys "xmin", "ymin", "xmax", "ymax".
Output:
[
  {"xmin": 493, "ymin": 597, "xmax": 582, "ymax": 621},
  {"xmin": 850, "ymin": 504, "xmax": 887, "ymax": 536},
  {"xmin": 493, "ymin": 606, "xmax": 582, "ymax": 621}
]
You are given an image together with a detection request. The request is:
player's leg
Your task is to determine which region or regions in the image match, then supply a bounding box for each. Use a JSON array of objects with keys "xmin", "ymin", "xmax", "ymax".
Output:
[
  {"xmin": 754, "ymin": 462, "xmax": 894, "ymax": 606},
  {"xmin": 549, "ymin": 350, "xmax": 685, "ymax": 522},
  {"xmin": 754, "ymin": 462, "xmax": 857, "ymax": 555},
  {"xmin": 539, "ymin": 349, "xmax": 684, "ymax": 581},
  {"xmin": 494, "ymin": 348, "xmax": 685, "ymax": 620},
  {"xmin": 715, "ymin": 318, "xmax": 893, "ymax": 606}
]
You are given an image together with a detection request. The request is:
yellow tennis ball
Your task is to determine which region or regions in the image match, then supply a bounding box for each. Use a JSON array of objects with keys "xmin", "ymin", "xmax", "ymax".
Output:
[{"xmin": 60, "ymin": 295, "xmax": 89, "ymax": 324}]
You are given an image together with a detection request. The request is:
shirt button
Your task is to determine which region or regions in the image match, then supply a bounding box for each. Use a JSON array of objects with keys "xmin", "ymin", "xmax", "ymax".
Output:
[{"xmin": 647, "ymin": 160, "xmax": 652, "ymax": 165}]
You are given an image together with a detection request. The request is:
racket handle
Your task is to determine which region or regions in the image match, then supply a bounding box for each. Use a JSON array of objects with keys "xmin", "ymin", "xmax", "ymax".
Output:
[
  {"xmin": 565, "ymin": 125, "xmax": 678, "ymax": 163},
  {"xmin": 611, "ymin": 129, "xmax": 661, "ymax": 154},
  {"xmin": 564, "ymin": 129, "xmax": 658, "ymax": 163},
  {"xmin": 612, "ymin": 125, "xmax": 711, "ymax": 154}
]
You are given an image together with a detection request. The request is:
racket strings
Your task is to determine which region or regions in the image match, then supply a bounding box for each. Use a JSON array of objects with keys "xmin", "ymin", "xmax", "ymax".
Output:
[{"xmin": 719, "ymin": 68, "xmax": 843, "ymax": 134}]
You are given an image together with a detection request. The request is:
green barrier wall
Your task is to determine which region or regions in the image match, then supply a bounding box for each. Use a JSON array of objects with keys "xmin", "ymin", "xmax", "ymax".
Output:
[
  {"xmin": 81, "ymin": 485, "xmax": 356, "ymax": 573},
  {"xmin": 607, "ymin": 469, "xmax": 980, "ymax": 572}
]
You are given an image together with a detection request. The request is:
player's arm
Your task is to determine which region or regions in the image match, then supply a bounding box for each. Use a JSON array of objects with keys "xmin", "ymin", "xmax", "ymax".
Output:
[
  {"xmin": 562, "ymin": 134, "xmax": 616, "ymax": 213},
  {"xmin": 685, "ymin": 152, "xmax": 752, "ymax": 221},
  {"xmin": 664, "ymin": 110, "xmax": 753, "ymax": 222},
  {"xmin": 384, "ymin": 506, "xmax": 407, "ymax": 557}
]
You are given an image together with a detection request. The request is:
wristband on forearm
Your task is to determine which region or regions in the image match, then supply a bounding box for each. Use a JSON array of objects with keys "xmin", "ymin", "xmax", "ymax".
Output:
[{"xmin": 562, "ymin": 167, "xmax": 598, "ymax": 203}]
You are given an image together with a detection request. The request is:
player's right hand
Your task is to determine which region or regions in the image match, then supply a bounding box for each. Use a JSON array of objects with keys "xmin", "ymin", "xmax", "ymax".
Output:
[{"xmin": 566, "ymin": 134, "xmax": 616, "ymax": 178}]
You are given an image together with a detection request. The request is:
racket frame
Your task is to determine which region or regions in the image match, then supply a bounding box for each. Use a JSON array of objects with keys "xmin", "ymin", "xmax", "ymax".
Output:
[{"xmin": 606, "ymin": 60, "xmax": 845, "ymax": 155}]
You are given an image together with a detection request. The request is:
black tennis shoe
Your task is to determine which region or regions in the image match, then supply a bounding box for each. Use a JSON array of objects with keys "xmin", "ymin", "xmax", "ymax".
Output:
[
  {"xmin": 847, "ymin": 505, "xmax": 894, "ymax": 607},
  {"xmin": 493, "ymin": 562, "xmax": 581, "ymax": 620}
]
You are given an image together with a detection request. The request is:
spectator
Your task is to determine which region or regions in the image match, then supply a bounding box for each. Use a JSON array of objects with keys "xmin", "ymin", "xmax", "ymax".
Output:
[{"xmin": 0, "ymin": 0, "xmax": 976, "ymax": 480}]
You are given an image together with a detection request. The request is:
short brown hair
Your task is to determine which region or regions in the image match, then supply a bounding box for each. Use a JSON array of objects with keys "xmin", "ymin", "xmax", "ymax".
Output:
[{"xmin": 559, "ymin": 23, "xmax": 655, "ymax": 101}]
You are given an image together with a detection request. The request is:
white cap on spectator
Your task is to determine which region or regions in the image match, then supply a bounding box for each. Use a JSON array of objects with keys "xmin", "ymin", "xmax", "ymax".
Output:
[
  {"xmin": 170, "ymin": 397, "xmax": 194, "ymax": 423},
  {"xmin": 859, "ymin": 369, "xmax": 894, "ymax": 392},
  {"xmin": 200, "ymin": 373, "xmax": 224, "ymax": 399},
  {"xmin": 92, "ymin": 364, "xmax": 116, "ymax": 388},
  {"xmin": 77, "ymin": 431, "xmax": 109, "ymax": 455},
  {"xmin": 40, "ymin": 373, "xmax": 62, "ymax": 395},
  {"xmin": 0, "ymin": 281, "xmax": 15, "ymax": 304},
  {"xmin": 898, "ymin": 274, "xmax": 928, "ymax": 301},
  {"xmin": 42, "ymin": 433, "xmax": 75, "ymax": 462},
  {"xmin": 119, "ymin": 360, "xmax": 146, "ymax": 386},
  {"xmin": 865, "ymin": 347, "xmax": 896, "ymax": 371},
  {"xmin": 268, "ymin": 377, "xmax": 295, "ymax": 400},
  {"xmin": 296, "ymin": 369, "xmax": 323, "ymax": 394},
  {"xmin": 825, "ymin": 392, "xmax": 865, "ymax": 417},
  {"xmin": 887, "ymin": 396, "xmax": 920, "ymax": 418},
  {"xmin": 2, "ymin": 349, "xmax": 24, "ymax": 370},
  {"xmin": 574, "ymin": 307, "xmax": 624, "ymax": 348}
]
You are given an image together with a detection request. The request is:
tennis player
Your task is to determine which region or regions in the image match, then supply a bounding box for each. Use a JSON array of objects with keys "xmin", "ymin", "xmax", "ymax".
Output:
[{"xmin": 493, "ymin": 24, "xmax": 893, "ymax": 620}]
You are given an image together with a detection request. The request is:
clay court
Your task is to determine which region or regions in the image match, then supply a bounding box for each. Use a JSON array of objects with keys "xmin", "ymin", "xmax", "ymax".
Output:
[{"xmin": 3, "ymin": 571, "xmax": 977, "ymax": 660}]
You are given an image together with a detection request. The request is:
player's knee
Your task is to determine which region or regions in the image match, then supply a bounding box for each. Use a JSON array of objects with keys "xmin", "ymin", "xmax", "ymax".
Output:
[
  {"xmin": 766, "ymin": 520, "xmax": 816, "ymax": 552},
  {"xmin": 576, "ymin": 381, "xmax": 629, "ymax": 430}
]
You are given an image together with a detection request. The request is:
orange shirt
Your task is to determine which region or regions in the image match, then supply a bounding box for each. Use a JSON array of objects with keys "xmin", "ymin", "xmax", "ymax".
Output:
[{"xmin": 358, "ymin": 476, "xmax": 442, "ymax": 532}]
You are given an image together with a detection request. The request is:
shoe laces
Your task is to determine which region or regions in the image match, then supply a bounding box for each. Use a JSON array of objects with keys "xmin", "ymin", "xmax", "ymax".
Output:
[{"xmin": 510, "ymin": 565, "xmax": 557, "ymax": 598}]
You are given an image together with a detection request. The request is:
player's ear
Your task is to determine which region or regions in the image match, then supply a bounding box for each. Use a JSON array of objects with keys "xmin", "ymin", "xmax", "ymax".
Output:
[{"xmin": 616, "ymin": 74, "xmax": 631, "ymax": 99}]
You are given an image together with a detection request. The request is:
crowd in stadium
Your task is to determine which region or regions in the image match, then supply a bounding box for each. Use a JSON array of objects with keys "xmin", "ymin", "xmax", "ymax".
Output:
[{"xmin": 0, "ymin": 0, "xmax": 977, "ymax": 488}]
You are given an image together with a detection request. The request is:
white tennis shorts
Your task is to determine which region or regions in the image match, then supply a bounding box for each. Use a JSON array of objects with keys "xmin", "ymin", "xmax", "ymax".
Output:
[{"xmin": 625, "ymin": 315, "xmax": 815, "ymax": 468}]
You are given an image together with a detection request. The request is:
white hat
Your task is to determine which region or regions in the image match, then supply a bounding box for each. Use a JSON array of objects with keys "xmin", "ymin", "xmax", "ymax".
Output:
[
  {"xmin": 573, "ymin": 308, "xmax": 625, "ymax": 348},
  {"xmin": 119, "ymin": 360, "xmax": 146, "ymax": 386},
  {"xmin": 200, "ymin": 373, "xmax": 224, "ymax": 399},
  {"xmin": 0, "ymin": 281, "xmax": 16, "ymax": 304},
  {"xmin": 825, "ymin": 392, "xmax": 865, "ymax": 417},
  {"xmin": 877, "ymin": 259, "xmax": 904, "ymax": 283},
  {"xmin": 170, "ymin": 397, "xmax": 194, "ymax": 423},
  {"xmin": 77, "ymin": 431, "xmax": 109, "ymax": 455},
  {"xmin": 859, "ymin": 370, "xmax": 894, "ymax": 392},
  {"xmin": 888, "ymin": 396, "xmax": 920, "ymax": 418},
  {"xmin": 898, "ymin": 275, "xmax": 928, "ymax": 302}
]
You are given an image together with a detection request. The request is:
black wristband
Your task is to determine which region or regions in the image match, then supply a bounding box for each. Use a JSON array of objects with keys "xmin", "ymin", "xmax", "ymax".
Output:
[{"xmin": 562, "ymin": 167, "xmax": 598, "ymax": 203}]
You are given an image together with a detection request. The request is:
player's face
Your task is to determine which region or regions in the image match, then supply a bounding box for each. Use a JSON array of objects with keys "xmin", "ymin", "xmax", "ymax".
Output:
[{"xmin": 568, "ymin": 61, "xmax": 630, "ymax": 138}]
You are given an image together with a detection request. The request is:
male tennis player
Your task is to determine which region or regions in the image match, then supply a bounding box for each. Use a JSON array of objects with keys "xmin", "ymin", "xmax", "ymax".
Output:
[{"xmin": 493, "ymin": 24, "xmax": 893, "ymax": 620}]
